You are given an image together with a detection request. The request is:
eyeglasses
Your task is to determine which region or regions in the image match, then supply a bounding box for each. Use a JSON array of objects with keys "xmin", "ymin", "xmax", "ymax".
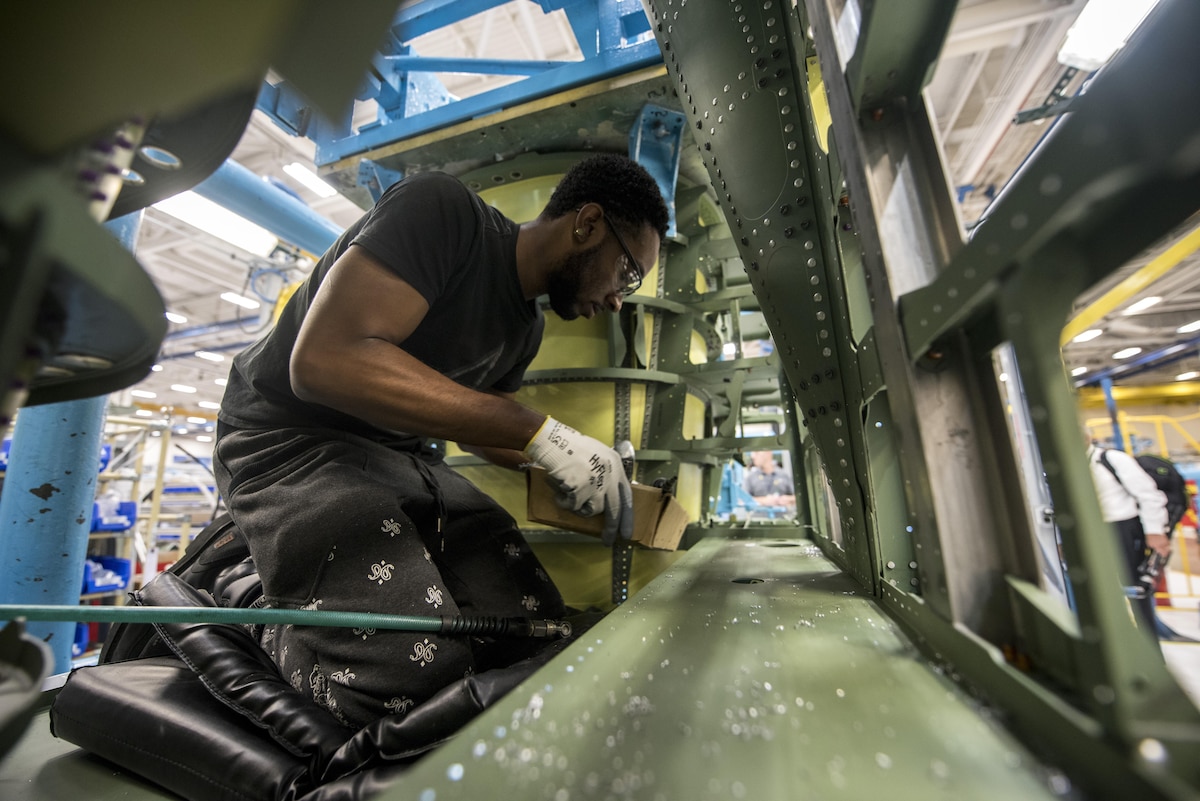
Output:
[{"xmin": 605, "ymin": 215, "xmax": 644, "ymax": 297}]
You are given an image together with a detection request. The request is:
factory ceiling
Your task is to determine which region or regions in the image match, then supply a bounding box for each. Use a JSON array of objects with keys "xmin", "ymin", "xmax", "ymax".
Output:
[{"xmin": 110, "ymin": 0, "xmax": 1199, "ymax": 437}]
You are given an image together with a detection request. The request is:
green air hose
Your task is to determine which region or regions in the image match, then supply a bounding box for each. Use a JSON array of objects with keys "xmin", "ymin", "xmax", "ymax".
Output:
[{"xmin": 0, "ymin": 605, "xmax": 572, "ymax": 638}]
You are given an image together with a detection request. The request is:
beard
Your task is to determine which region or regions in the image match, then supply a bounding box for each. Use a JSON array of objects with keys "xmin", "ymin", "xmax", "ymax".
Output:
[{"xmin": 546, "ymin": 244, "xmax": 601, "ymax": 320}]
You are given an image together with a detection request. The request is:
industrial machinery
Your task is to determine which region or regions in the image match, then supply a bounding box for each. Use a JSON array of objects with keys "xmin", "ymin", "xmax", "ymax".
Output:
[{"xmin": 2, "ymin": 1, "xmax": 1199, "ymax": 799}]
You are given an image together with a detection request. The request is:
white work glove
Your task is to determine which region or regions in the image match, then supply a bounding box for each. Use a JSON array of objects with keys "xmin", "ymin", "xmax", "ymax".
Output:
[{"xmin": 524, "ymin": 417, "xmax": 633, "ymax": 546}]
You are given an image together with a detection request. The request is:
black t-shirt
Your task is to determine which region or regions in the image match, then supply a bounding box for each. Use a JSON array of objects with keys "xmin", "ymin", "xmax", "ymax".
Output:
[{"xmin": 218, "ymin": 172, "xmax": 543, "ymax": 447}]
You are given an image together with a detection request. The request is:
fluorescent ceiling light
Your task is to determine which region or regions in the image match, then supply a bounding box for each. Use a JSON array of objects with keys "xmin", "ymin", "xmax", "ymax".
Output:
[
  {"xmin": 214, "ymin": 378, "xmax": 228, "ymax": 387},
  {"xmin": 186, "ymin": 416, "xmax": 208, "ymax": 424},
  {"xmin": 1071, "ymin": 366, "xmax": 1088, "ymax": 376},
  {"xmin": 221, "ymin": 291, "xmax": 261, "ymax": 310},
  {"xmin": 155, "ymin": 191, "xmax": 278, "ymax": 257},
  {"xmin": 130, "ymin": 389, "xmax": 156, "ymax": 398},
  {"xmin": 197, "ymin": 400, "xmax": 221, "ymax": 410},
  {"xmin": 171, "ymin": 384, "xmax": 197, "ymax": 393},
  {"xmin": 165, "ymin": 311, "xmax": 187, "ymax": 324},
  {"xmin": 1176, "ymin": 371, "xmax": 1200, "ymax": 381},
  {"xmin": 195, "ymin": 351, "xmax": 225, "ymax": 362},
  {"xmin": 135, "ymin": 409, "xmax": 154, "ymax": 417},
  {"xmin": 1058, "ymin": 0, "xmax": 1161, "ymax": 71},
  {"xmin": 1177, "ymin": 320, "xmax": 1200, "ymax": 334},
  {"xmin": 283, "ymin": 162, "xmax": 338, "ymax": 199},
  {"xmin": 196, "ymin": 435, "xmax": 213, "ymax": 443},
  {"xmin": 1112, "ymin": 347, "xmax": 1142, "ymax": 359},
  {"xmin": 1122, "ymin": 296, "xmax": 1161, "ymax": 314},
  {"xmin": 1072, "ymin": 329, "xmax": 1104, "ymax": 343}
]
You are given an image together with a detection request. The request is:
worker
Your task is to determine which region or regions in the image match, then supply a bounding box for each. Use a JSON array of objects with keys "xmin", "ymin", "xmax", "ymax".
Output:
[
  {"xmin": 213, "ymin": 154, "xmax": 669, "ymax": 728},
  {"xmin": 1085, "ymin": 434, "xmax": 1170, "ymax": 633},
  {"xmin": 744, "ymin": 450, "xmax": 795, "ymax": 512}
]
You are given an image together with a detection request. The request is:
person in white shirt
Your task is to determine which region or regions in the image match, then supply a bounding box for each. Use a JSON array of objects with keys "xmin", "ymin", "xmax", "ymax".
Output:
[{"xmin": 1086, "ymin": 438, "xmax": 1169, "ymax": 631}]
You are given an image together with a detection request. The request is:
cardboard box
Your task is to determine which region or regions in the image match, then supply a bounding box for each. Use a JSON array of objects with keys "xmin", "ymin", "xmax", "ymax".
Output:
[{"xmin": 526, "ymin": 467, "xmax": 688, "ymax": 550}]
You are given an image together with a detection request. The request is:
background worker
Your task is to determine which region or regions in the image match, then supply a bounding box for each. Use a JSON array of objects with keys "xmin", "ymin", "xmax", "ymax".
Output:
[
  {"xmin": 744, "ymin": 450, "xmax": 796, "ymax": 511},
  {"xmin": 214, "ymin": 154, "xmax": 669, "ymax": 728},
  {"xmin": 1085, "ymin": 436, "xmax": 1170, "ymax": 633}
]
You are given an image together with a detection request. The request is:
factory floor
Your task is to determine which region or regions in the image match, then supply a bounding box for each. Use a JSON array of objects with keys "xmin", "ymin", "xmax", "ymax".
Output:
[{"xmin": 1157, "ymin": 570, "xmax": 1200, "ymax": 706}]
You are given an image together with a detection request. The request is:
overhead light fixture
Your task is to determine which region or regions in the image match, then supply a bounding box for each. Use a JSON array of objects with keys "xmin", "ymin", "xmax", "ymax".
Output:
[
  {"xmin": 1058, "ymin": 0, "xmax": 1161, "ymax": 71},
  {"xmin": 130, "ymin": 389, "xmax": 157, "ymax": 399},
  {"xmin": 186, "ymin": 416, "xmax": 208, "ymax": 424},
  {"xmin": 1122, "ymin": 296, "xmax": 1162, "ymax": 314},
  {"xmin": 1071, "ymin": 366, "xmax": 1088, "ymax": 376},
  {"xmin": 196, "ymin": 435, "xmax": 213, "ymax": 443},
  {"xmin": 1176, "ymin": 371, "xmax": 1200, "ymax": 381},
  {"xmin": 1177, "ymin": 320, "xmax": 1200, "ymax": 334},
  {"xmin": 165, "ymin": 311, "xmax": 188, "ymax": 324},
  {"xmin": 194, "ymin": 351, "xmax": 225, "ymax": 362},
  {"xmin": 154, "ymin": 191, "xmax": 278, "ymax": 257},
  {"xmin": 151, "ymin": 364, "xmax": 163, "ymax": 372},
  {"xmin": 214, "ymin": 378, "xmax": 228, "ymax": 387},
  {"xmin": 135, "ymin": 409, "xmax": 154, "ymax": 418},
  {"xmin": 197, "ymin": 400, "xmax": 221, "ymax": 410},
  {"xmin": 171, "ymin": 384, "xmax": 198, "ymax": 393},
  {"xmin": 283, "ymin": 162, "xmax": 338, "ymax": 199},
  {"xmin": 1072, "ymin": 329, "xmax": 1104, "ymax": 343},
  {"xmin": 220, "ymin": 291, "xmax": 261, "ymax": 310},
  {"xmin": 1113, "ymin": 347, "xmax": 1142, "ymax": 359}
]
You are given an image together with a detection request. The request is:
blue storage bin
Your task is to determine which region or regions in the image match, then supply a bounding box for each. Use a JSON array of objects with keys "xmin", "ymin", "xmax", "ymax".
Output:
[
  {"xmin": 91, "ymin": 500, "xmax": 137, "ymax": 532},
  {"xmin": 81, "ymin": 556, "xmax": 132, "ymax": 594}
]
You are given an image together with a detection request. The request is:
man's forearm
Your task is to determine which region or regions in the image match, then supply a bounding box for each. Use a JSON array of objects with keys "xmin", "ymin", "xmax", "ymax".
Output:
[
  {"xmin": 292, "ymin": 336, "xmax": 545, "ymax": 450},
  {"xmin": 459, "ymin": 443, "xmax": 530, "ymax": 471}
]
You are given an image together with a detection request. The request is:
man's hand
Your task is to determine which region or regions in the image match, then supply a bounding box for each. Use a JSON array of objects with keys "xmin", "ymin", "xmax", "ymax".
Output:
[
  {"xmin": 1146, "ymin": 533, "xmax": 1172, "ymax": 560},
  {"xmin": 524, "ymin": 417, "xmax": 633, "ymax": 546}
]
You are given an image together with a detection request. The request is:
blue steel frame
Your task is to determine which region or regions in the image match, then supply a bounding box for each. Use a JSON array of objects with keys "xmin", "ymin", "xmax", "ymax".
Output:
[
  {"xmin": 628, "ymin": 104, "xmax": 686, "ymax": 239},
  {"xmin": 255, "ymin": 0, "xmax": 662, "ymax": 169}
]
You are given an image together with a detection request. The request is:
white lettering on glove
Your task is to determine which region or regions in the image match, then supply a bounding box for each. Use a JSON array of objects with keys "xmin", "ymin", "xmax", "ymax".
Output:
[{"xmin": 525, "ymin": 417, "xmax": 633, "ymax": 546}]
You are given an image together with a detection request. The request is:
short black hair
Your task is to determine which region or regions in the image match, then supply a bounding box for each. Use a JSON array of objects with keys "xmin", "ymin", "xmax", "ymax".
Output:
[{"xmin": 543, "ymin": 153, "xmax": 670, "ymax": 240}]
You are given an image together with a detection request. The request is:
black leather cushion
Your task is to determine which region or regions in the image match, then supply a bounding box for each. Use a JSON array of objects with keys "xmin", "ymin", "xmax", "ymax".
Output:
[
  {"xmin": 136, "ymin": 572, "xmax": 353, "ymax": 768},
  {"xmin": 50, "ymin": 657, "xmax": 315, "ymax": 801},
  {"xmin": 51, "ymin": 516, "xmax": 595, "ymax": 800}
]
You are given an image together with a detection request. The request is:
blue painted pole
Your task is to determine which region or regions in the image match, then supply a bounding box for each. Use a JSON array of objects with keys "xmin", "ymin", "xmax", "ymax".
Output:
[
  {"xmin": 1101, "ymin": 376, "xmax": 1125, "ymax": 452},
  {"xmin": 0, "ymin": 212, "xmax": 142, "ymax": 674}
]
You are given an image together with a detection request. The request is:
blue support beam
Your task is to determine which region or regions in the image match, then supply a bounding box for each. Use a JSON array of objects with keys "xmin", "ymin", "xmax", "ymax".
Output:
[
  {"xmin": 192, "ymin": 160, "xmax": 343, "ymax": 256},
  {"xmin": 379, "ymin": 54, "xmax": 573, "ymax": 76},
  {"xmin": 1074, "ymin": 333, "xmax": 1200, "ymax": 388},
  {"xmin": 357, "ymin": 158, "xmax": 404, "ymax": 203},
  {"xmin": 628, "ymin": 103, "xmax": 686, "ymax": 239},
  {"xmin": 314, "ymin": 37, "xmax": 662, "ymax": 165},
  {"xmin": 262, "ymin": 0, "xmax": 662, "ymax": 166},
  {"xmin": 392, "ymin": 0, "xmax": 513, "ymax": 40}
]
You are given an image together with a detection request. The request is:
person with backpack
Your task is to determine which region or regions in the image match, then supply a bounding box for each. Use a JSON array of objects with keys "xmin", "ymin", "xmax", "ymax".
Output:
[{"xmin": 1086, "ymin": 437, "xmax": 1170, "ymax": 633}]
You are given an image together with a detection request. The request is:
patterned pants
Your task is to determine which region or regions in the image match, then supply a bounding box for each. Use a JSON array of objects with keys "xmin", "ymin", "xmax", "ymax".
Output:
[{"xmin": 213, "ymin": 426, "xmax": 564, "ymax": 729}]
